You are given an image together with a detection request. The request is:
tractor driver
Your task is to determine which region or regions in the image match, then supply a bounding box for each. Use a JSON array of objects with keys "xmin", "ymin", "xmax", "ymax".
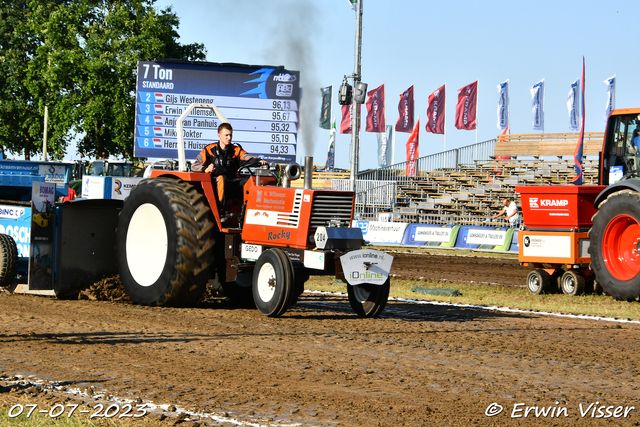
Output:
[{"xmin": 192, "ymin": 122, "xmax": 267, "ymax": 215}]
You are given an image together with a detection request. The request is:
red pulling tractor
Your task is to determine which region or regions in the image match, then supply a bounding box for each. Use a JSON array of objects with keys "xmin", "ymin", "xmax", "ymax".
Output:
[
  {"xmin": 518, "ymin": 108, "xmax": 640, "ymax": 300},
  {"xmin": 115, "ymin": 103, "xmax": 393, "ymax": 317}
]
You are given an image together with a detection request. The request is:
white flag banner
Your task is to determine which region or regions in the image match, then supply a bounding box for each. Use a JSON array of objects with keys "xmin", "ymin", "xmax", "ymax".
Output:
[
  {"xmin": 325, "ymin": 119, "xmax": 336, "ymax": 171},
  {"xmin": 497, "ymin": 79, "xmax": 509, "ymax": 130},
  {"xmin": 604, "ymin": 75, "xmax": 616, "ymax": 125},
  {"xmin": 377, "ymin": 125, "xmax": 393, "ymax": 167},
  {"xmin": 530, "ymin": 79, "xmax": 545, "ymax": 131},
  {"xmin": 567, "ymin": 79, "xmax": 580, "ymax": 131}
]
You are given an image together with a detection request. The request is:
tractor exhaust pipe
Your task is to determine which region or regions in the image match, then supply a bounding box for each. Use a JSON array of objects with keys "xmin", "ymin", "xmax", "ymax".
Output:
[{"xmin": 304, "ymin": 156, "xmax": 313, "ymax": 190}]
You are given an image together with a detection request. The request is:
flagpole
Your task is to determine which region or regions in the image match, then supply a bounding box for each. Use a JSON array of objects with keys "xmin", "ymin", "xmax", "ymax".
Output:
[
  {"xmin": 349, "ymin": 0, "xmax": 363, "ymax": 192},
  {"xmin": 443, "ymin": 83, "xmax": 447, "ymax": 152},
  {"xmin": 475, "ymin": 79, "xmax": 479, "ymax": 145}
]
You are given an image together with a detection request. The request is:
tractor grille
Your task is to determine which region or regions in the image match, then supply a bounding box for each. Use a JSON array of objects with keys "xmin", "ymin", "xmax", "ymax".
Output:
[{"xmin": 310, "ymin": 192, "xmax": 354, "ymax": 228}]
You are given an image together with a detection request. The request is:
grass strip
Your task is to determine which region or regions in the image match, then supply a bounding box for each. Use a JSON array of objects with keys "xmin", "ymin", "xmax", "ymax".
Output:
[{"xmin": 305, "ymin": 275, "xmax": 640, "ymax": 321}]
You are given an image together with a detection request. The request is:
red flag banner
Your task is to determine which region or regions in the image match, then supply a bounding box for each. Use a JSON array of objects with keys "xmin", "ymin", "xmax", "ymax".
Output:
[
  {"xmin": 365, "ymin": 84, "xmax": 385, "ymax": 132},
  {"xmin": 340, "ymin": 103, "xmax": 361, "ymax": 134},
  {"xmin": 426, "ymin": 85, "xmax": 446, "ymax": 134},
  {"xmin": 395, "ymin": 85, "xmax": 414, "ymax": 133},
  {"xmin": 455, "ymin": 81, "xmax": 478, "ymax": 130},
  {"xmin": 405, "ymin": 118, "xmax": 420, "ymax": 177}
]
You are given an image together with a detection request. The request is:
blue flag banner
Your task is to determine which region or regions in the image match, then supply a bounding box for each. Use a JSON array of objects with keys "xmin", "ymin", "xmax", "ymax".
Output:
[
  {"xmin": 604, "ymin": 75, "xmax": 615, "ymax": 125},
  {"xmin": 325, "ymin": 120, "xmax": 336, "ymax": 171},
  {"xmin": 497, "ymin": 79, "xmax": 509, "ymax": 130},
  {"xmin": 567, "ymin": 79, "xmax": 580, "ymax": 131},
  {"xmin": 530, "ymin": 79, "xmax": 545, "ymax": 131}
]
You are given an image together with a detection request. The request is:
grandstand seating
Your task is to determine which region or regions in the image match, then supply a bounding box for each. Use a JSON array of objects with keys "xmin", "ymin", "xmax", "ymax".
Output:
[{"xmin": 295, "ymin": 134, "xmax": 601, "ymax": 226}]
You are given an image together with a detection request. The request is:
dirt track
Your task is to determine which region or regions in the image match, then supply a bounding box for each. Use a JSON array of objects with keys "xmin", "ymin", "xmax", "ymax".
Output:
[{"xmin": 1, "ymin": 252, "xmax": 640, "ymax": 426}]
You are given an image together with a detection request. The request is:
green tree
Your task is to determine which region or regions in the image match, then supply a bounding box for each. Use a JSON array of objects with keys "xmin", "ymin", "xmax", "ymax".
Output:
[{"xmin": 0, "ymin": 0, "xmax": 204, "ymax": 160}]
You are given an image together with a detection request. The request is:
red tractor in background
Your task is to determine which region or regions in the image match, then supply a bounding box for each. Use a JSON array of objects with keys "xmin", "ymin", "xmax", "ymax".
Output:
[
  {"xmin": 588, "ymin": 108, "xmax": 640, "ymax": 300},
  {"xmin": 518, "ymin": 108, "xmax": 640, "ymax": 300},
  {"xmin": 115, "ymin": 103, "xmax": 393, "ymax": 317}
]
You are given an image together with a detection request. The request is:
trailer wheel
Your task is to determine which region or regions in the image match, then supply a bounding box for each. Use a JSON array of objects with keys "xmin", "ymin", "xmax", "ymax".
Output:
[
  {"xmin": 527, "ymin": 269, "xmax": 550, "ymax": 295},
  {"xmin": 589, "ymin": 190, "xmax": 640, "ymax": 300},
  {"xmin": 560, "ymin": 270, "xmax": 585, "ymax": 296},
  {"xmin": 0, "ymin": 234, "xmax": 18, "ymax": 287},
  {"xmin": 252, "ymin": 248, "xmax": 294, "ymax": 317},
  {"xmin": 116, "ymin": 178, "xmax": 215, "ymax": 306},
  {"xmin": 347, "ymin": 279, "xmax": 390, "ymax": 318}
]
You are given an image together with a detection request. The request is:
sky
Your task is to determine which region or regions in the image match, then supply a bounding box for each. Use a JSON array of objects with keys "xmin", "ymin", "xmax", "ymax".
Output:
[{"xmin": 151, "ymin": 0, "xmax": 638, "ymax": 171}]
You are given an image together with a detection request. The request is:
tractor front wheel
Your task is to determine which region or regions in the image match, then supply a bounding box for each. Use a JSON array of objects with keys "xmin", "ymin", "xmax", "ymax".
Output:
[
  {"xmin": 116, "ymin": 178, "xmax": 215, "ymax": 306},
  {"xmin": 252, "ymin": 248, "xmax": 294, "ymax": 317},
  {"xmin": 347, "ymin": 279, "xmax": 390, "ymax": 318},
  {"xmin": 589, "ymin": 190, "xmax": 640, "ymax": 300}
]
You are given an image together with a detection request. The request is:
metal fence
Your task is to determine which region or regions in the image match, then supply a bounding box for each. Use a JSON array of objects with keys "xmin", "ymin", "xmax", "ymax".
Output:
[
  {"xmin": 330, "ymin": 179, "xmax": 397, "ymax": 217},
  {"xmin": 357, "ymin": 139, "xmax": 496, "ymax": 181}
]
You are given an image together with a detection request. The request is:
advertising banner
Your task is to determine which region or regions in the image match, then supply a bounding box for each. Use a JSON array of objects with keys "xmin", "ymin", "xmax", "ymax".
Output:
[
  {"xmin": 530, "ymin": 79, "xmax": 545, "ymax": 131},
  {"xmin": 353, "ymin": 220, "xmax": 408, "ymax": 244},
  {"xmin": 395, "ymin": 85, "xmax": 414, "ymax": 133},
  {"xmin": 319, "ymin": 86, "xmax": 332, "ymax": 130},
  {"xmin": 455, "ymin": 81, "xmax": 477, "ymax": 130},
  {"xmin": 365, "ymin": 84, "xmax": 385, "ymax": 133},
  {"xmin": 29, "ymin": 182, "xmax": 56, "ymax": 290},
  {"xmin": 497, "ymin": 79, "xmax": 509, "ymax": 130},
  {"xmin": 135, "ymin": 61, "xmax": 300, "ymax": 163},
  {"xmin": 426, "ymin": 85, "xmax": 446, "ymax": 134},
  {"xmin": 0, "ymin": 205, "xmax": 31, "ymax": 258}
]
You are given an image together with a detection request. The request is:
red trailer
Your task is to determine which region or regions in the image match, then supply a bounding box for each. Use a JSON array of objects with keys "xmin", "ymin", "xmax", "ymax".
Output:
[{"xmin": 516, "ymin": 185, "xmax": 606, "ymax": 295}]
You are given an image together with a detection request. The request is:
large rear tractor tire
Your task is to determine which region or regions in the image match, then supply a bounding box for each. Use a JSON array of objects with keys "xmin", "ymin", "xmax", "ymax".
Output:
[
  {"xmin": 347, "ymin": 278, "xmax": 390, "ymax": 318},
  {"xmin": 116, "ymin": 178, "xmax": 215, "ymax": 306},
  {"xmin": 252, "ymin": 248, "xmax": 294, "ymax": 317},
  {"xmin": 589, "ymin": 190, "xmax": 640, "ymax": 300},
  {"xmin": 0, "ymin": 234, "xmax": 18, "ymax": 287}
]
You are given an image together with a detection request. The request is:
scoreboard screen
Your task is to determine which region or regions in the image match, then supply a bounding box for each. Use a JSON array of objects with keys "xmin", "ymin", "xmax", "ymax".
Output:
[{"xmin": 134, "ymin": 60, "xmax": 300, "ymax": 163}]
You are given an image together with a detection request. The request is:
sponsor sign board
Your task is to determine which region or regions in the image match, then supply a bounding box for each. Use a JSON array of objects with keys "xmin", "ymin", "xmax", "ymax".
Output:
[{"xmin": 340, "ymin": 249, "xmax": 393, "ymax": 286}]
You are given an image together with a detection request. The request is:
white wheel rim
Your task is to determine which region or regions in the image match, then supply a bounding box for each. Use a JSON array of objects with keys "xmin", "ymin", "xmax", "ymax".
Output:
[
  {"xmin": 257, "ymin": 262, "xmax": 276, "ymax": 302},
  {"xmin": 563, "ymin": 275, "xmax": 576, "ymax": 293},
  {"xmin": 353, "ymin": 285, "xmax": 371, "ymax": 303},
  {"xmin": 528, "ymin": 275, "xmax": 540, "ymax": 292},
  {"xmin": 126, "ymin": 203, "xmax": 168, "ymax": 287}
]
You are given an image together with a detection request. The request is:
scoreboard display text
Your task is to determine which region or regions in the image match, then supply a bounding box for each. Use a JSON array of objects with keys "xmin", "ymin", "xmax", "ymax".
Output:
[{"xmin": 134, "ymin": 61, "xmax": 300, "ymax": 163}]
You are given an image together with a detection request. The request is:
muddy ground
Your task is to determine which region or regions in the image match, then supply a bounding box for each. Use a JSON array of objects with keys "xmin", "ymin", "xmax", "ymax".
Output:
[{"xmin": 1, "ymin": 251, "xmax": 640, "ymax": 426}]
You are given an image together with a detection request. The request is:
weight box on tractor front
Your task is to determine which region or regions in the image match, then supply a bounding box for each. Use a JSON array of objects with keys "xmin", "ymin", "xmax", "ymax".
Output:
[{"xmin": 115, "ymin": 103, "xmax": 393, "ymax": 317}]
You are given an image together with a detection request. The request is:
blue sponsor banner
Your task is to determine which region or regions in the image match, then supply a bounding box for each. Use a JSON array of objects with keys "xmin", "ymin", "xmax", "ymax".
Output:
[
  {"xmin": 353, "ymin": 221, "xmax": 517, "ymax": 252},
  {"xmin": 456, "ymin": 226, "xmax": 516, "ymax": 252},
  {"xmin": 0, "ymin": 205, "xmax": 31, "ymax": 259},
  {"xmin": 401, "ymin": 224, "xmax": 460, "ymax": 247}
]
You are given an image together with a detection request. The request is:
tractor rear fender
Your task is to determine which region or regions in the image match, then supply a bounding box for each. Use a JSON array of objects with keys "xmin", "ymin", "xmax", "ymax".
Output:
[
  {"xmin": 150, "ymin": 170, "xmax": 222, "ymax": 222},
  {"xmin": 593, "ymin": 179, "xmax": 640, "ymax": 208}
]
